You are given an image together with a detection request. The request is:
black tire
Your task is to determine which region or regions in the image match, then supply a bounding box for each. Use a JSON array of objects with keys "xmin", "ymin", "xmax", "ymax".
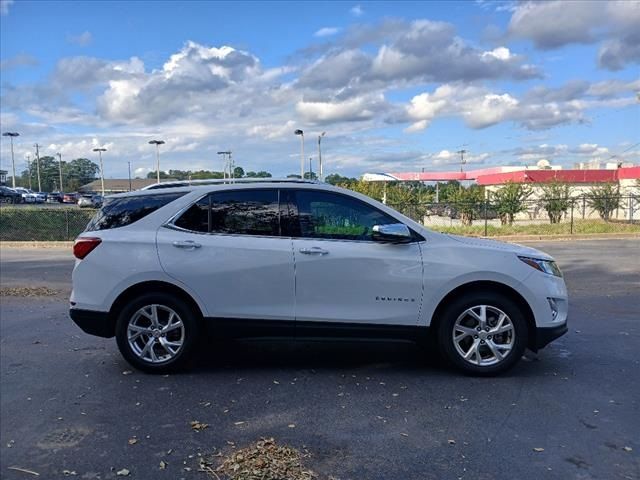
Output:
[
  {"xmin": 436, "ymin": 291, "xmax": 528, "ymax": 376},
  {"xmin": 115, "ymin": 292, "xmax": 199, "ymax": 373}
]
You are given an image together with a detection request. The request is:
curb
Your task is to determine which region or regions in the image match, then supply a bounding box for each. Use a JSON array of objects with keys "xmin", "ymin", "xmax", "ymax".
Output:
[{"xmin": 1, "ymin": 241, "xmax": 74, "ymax": 249}]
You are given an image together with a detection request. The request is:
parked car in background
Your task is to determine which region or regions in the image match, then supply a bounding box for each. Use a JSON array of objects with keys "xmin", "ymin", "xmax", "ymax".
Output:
[
  {"xmin": 78, "ymin": 194, "xmax": 104, "ymax": 208},
  {"xmin": 47, "ymin": 192, "xmax": 64, "ymax": 203},
  {"xmin": 70, "ymin": 179, "xmax": 568, "ymax": 375},
  {"xmin": 36, "ymin": 192, "xmax": 48, "ymax": 202},
  {"xmin": 63, "ymin": 192, "xmax": 79, "ymax": 203},
  {"xmin": 0, "ymin": 186, "xmax": 22, "ymax": 203},
  {"xmin": 14, "ymin": 187, "xmax": 40, "ymax": 203}
]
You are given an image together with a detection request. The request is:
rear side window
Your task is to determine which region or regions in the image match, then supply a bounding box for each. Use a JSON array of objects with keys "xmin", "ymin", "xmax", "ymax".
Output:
[
  {"xmin": 172, "ymin": 189, "xmax": 279, "ymax": 236},
  {"xmin": 85, "ymin": 193, "xmax": 185, "ymax": 231}
]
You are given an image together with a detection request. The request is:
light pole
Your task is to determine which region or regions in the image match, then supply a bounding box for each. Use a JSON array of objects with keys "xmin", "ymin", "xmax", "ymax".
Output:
[
  {"xmin": 56, "ymin": 152, "xmax": 64, "ymax": 193},
  {"xmin": 317, "ymin": 131, "xmax": 326, "ymax": 181},
  {"xmin": 128, "ymin": 161, "xmax": 132, "ymax": 191},
  {"xmin": 148, "ymin": 140, "xmax": 165, "ymax": 184},
  {"xmin": 93, "ymin": 148, "xmax": 107, "ymax": 196},
  {"xmin": 2, "ymin": 132, "xmax": 19, "ymax": 188},
  {"xmin": 33, "ymin": 143, "xmax": 42, "ymax": 192},
  {"xmin": 294, "ymin": 129, "xmax": 304, "ymax": 178}
]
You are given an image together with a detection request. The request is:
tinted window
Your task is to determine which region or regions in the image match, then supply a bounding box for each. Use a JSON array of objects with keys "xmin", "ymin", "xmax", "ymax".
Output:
[
  {"xmin": 174, "ymin": 196, "xmax": 210, "ymax": 232},
  {"xmin": 210, "ymin": 190, "xmax": 279, "ymax": 236},
  {"xmin": 295, "ymin": 190, "xmax": 396, "ymax": 241},
  {"xmin": 85, "ymin": 193, "xmax": 185, "ymax": 231}
]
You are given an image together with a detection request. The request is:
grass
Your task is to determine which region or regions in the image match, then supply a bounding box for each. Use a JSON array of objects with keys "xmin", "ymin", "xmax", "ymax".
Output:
[
  {"xmin": 0, "ymin": 207, "xmax": 95, "ymax": 241},
  {"xmin": 432, "ymin": 219, "xmax": 640, "ymax": 236}
]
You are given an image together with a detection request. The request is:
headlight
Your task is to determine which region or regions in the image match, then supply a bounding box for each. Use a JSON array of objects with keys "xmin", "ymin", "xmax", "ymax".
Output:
[{"xmin": 518, "ymin": 256, "xmax": 563, "ymax": 277}]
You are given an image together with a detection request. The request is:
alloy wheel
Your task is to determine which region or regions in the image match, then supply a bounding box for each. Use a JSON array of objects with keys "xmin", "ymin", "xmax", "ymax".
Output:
[
  {"xmin": 452, "ymin": 305, "xmax": 515, "ymax": 367},
  {"xmin": 127, "ymin": 304, "xmax": 185, "ymax": 364}
]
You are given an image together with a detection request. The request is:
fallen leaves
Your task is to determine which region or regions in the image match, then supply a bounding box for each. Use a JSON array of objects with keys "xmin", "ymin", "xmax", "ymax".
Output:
[
  {"xmin": 116, "ymin": 468, "xmax": 130, "ymax": 476},
  {"xmin": 0, "ymin": 286, "xmax": 58, "ymax": 297},
  {"xmin": 127, "ymin": 438, "xmax": 138, "ymax": 445},
  {"xmin": 200, "ymin": 438, "xmax": 317, "ymax": 480},
  {"xmin": 622, "ymin": 446, "xmax": 633, "ymax": 452},
  {"xmin": 191, "ymin": 420, "xmax": 209, "ymax": 432}
]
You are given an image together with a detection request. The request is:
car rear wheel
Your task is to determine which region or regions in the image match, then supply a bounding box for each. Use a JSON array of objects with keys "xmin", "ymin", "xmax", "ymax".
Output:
[
  {"xmin": 115, "ymin": 293, "xmax": 199, "ymax": 373},
  {"xmin": 437, "ymin": 292, "xmax": 528, "ymax": 376}
]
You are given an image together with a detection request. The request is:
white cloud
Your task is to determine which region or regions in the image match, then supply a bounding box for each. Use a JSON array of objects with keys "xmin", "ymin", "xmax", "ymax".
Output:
[
  {"xmin": 296, "ymin": 94, "xmax": 386, "ymax": 124},
  {"xmin": 67, "ymin": 31, "xmax": 93, "ymax": 47},
  {"xmin": 481, "ymin": 47, "xmax": 513, "ymax": 61},
  {"xmin": 350, "ymin": 4, "xmax": 363, "ymax": 17},
  {"xmin": 1, "ymin": 54, "xmax": 38, "ymax": 71},
  {"xmin": 508, "ymin": 0, "xmax": 640, "ymax": 70},
  {"xmin": 314, "ymin": 27, "xmax": 340, "ymax": 38}
]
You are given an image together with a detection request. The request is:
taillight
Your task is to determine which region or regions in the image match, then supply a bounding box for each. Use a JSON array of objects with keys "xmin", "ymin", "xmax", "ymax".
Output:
[{"xmin": 73, "ymin": 237, "xmax": 102, "ymax": 260}]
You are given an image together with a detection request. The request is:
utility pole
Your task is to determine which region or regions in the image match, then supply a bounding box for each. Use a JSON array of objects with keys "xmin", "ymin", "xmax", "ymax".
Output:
[
  {"xmin": 457, "ymin": 149, "xmax": 467, "ymax": 173},
  {"xmin": 128, "ymin": 161, "xmax": 132, "ymax": 191},
  {"xmin": 33, "ymin": 143, "xmax": 42, "ymax": 191},
  {"xmin": 217, "ymin": 151, "xmax": 231, "ymax": 180},
  {"xmin": 2, "ymin": 132, "xmax": 19, "ymax": 188},
  {"xmin": 309, "ymin": 157, "xmax": 313, "ymax": 179},
  {"xmin": 294, "ymin": 129, "xmax": 304, "ymax": 178},
  {"xmin": 318, "ymin": 132, "xmax": 326, "ymax": 181},
  {"xmin": 56, "ymin": 152, "xmax": 64, "ymax": 193},
  {"xmin": 93, "ymin": 148, "xmax": 107, "ymax": 196},
  {"xmin": 26, "ymin": 154, "xmax": 32, "ymax": 189}
]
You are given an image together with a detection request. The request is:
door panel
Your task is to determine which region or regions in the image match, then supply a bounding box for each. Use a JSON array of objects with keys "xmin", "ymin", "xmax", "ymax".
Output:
[
  {"xmin": 293, "ymin": 239, "xmax": 423, "ymax": 325},
  {"xmin": 158, "ymin": 229, "xmax": 295, "ymax": 320}
]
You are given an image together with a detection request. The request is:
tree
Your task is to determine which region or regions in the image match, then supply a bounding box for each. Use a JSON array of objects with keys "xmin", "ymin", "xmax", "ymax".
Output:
[
  {"xmin": 491, "ymin": 181, "xmax": 532, "ymax": 225},
  {"xmin": 303, "ymin": 171, "xmax": 318, "ymax": 180},
  {"xmin": 18, "ymin": 157, "xmax": 99, "ymax": 192},
  {"xmin": 587, "ymin": 183, "xmax": 621, "ymax": 221},
  {"xmin": 233, "ymin": 166, "xmax": 245, "ymax": 178},
  {"xmin": 147, "ymin": 170, "xmax": 171, "ymax": 180},
  {"xmin": 453, "ymin": 185, "xmax": 484, "ymax": 225},
  {"xmin": 539, "ymin": 181, "xmax": 572, "ymax": 224},
  {"xmin": 325, "ymin": 173, "xmax": 357, "ymax": 185}
]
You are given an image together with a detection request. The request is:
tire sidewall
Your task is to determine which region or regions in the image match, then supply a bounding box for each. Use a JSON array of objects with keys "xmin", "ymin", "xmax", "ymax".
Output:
[
  {"xmin": 437, "ymin": 292, "xmax": 528, "ymax": 376},
  {"xmin": 115, "ymin": 293, "xmax": 199, "ymax": 373}
]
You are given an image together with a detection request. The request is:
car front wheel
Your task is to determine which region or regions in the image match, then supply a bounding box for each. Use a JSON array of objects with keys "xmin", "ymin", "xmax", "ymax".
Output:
[
  {"xmin": 437, "ymin": 292, "xmax": 528, "ymax": 376},
  {"xmin": 115, "ymin": 293, "xmax": 199, "ymax": 373}
]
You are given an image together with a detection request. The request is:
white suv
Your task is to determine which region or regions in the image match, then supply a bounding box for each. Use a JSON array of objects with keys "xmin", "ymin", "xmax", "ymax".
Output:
[{"xmin": 70, "ymin": 180, "xmax": 568, "ymax": 375}]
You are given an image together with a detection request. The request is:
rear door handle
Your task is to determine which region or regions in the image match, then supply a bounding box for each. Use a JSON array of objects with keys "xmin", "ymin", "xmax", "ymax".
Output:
[
  {"xmin": 172, "ymin": 240, "xmax": 202, "ymax": 249},
  {"xmin": 299, "ymin": 247, "xmax": 329, "ymax": 255}
]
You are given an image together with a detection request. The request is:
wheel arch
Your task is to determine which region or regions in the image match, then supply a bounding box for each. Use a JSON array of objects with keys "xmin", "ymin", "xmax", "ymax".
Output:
[
  {"xmin": 105, "ymin": 281, "xmax": 205, "ymax": 337},
  {"xmin": 429, "ymin": 280, "xmax": 536, "ymax": 350}
]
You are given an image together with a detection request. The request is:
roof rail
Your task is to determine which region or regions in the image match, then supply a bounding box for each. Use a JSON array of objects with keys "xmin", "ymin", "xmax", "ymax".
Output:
[{"xmin": 141, "ymin": 177, "xmax": 322, "ymax": 190}]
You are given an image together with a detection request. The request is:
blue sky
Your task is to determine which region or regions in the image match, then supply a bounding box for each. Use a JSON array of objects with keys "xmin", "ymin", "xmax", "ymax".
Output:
[{"xmin": 1, "ymin": 0, "xmax": 639, "ymax": 179}]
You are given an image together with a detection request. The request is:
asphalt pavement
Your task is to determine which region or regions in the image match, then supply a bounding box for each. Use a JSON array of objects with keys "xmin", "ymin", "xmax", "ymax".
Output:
[{"xmin": 1, "ymin": 239, "xmax": 639, "ymax": 479}]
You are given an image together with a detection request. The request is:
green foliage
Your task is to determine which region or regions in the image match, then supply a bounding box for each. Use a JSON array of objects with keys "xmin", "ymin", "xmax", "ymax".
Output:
[
  {"xmin": 18, "ymin": 157, "xmax": 99, "ymax": 192},
  {"xmin": 539, "ymin": 181, "xmax": 572, "ymax": 224},
  {"xmin": 491, "ymin": 182, "xmax": 532, "ymax": 225},
  {"xmin": 233, "ymin": 166, "xmax": 245, "ymax": 178},
  {"xmin": 586, "ymin": 183, "xmax": 621, "ymax": 221},
  {"xmin": 451, "ymin": 184, "xmax": 485, "ymax": 225},
  {"xmin": 324, "ymin": 173, "xmax": 357, "ymax": 185}
]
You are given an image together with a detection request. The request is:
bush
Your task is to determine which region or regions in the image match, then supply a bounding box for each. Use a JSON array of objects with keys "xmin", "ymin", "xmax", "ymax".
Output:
[
  {"xmin": 587, "ymin": 184, "xmax": 621, "ymax": 221},
  {"xmin": 491, "ymin": 182, "xmax": 532, "ymax": 225},
  {"xmin": 539, "ymin": 181, "xmax": 572, "ymax": 224}
]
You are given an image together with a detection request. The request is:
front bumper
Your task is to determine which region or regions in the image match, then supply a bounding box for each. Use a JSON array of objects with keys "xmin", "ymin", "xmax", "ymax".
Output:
[
  {"xmin": 69, "ymin": 308, "xmax": 114, "ymax": 338},
  {"xmin": 532, "ymin": 322, "xmax": 568, "ymax": 351}
]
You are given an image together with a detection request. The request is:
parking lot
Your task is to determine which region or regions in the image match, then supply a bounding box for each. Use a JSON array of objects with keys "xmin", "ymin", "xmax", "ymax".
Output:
[{"xmin": 1, "ymin": 239, "xmax": 639, "ymax": 479}]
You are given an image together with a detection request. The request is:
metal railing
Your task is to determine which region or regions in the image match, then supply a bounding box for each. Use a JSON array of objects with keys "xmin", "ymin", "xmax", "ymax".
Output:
[{"xmin": 389, "ymin": 195, "xmax": 639, "ymax": 236}]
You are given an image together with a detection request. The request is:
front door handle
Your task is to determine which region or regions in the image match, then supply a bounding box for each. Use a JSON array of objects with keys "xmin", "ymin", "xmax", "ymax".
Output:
[
  {"xmin": 172, "ymin": 240, "xmax": 202, "ymax": 249},
  {"xmin": 299, "ymin": 247, "xmax": 329, "ymax": 255}
]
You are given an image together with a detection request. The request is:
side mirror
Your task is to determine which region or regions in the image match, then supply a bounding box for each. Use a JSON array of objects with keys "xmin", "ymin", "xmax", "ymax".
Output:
[{"xmin": 372, "ymin": 223, "xmax": 412, "ymax": 243}]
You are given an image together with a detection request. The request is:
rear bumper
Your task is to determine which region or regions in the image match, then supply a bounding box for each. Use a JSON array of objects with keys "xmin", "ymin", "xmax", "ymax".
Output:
[
  {"xmin": 533, "ymin": 323, "xmax": 568, "ymax": 351},
  {"xmin": 69, "ymin": 308, "xmax": 114, "ymax": 338}
]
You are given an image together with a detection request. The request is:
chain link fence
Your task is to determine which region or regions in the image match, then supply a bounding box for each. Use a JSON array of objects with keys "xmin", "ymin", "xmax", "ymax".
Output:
[
  {"xmin": 0, "ymin": 195, "xmax": 638, "ymax": 241},
  {"xmin": 390, "ymin": 195, "xmax": 640, "ymax": 236},
  {"xmin": 0, "ymin": 207, "xmax": 95, "ymax": 241}
]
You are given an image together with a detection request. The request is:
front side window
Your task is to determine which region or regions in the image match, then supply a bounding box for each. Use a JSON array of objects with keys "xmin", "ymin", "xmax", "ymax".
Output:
[
  {"xmin": 295, "ymin": 190, "xmax": 397, "ymax": 241},
  {"xmin": 172, "ymin": 189, "xmax": 279, "ymax": 236},
  {"xmin": 86, "ymin": 193, "xmax": 185, "ymax": 231}
]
